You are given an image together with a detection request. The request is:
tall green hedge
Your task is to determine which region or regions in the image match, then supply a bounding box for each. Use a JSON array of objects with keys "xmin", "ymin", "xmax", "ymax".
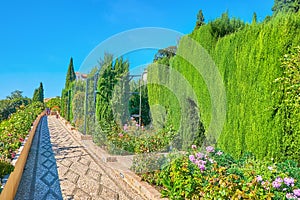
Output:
[{"xmin": 147, "ymin": 12, "xmax": 300, "ymax": 161}]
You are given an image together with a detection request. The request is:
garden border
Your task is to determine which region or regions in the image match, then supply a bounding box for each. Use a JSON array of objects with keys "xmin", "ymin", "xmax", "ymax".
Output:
[{"xmin": 0, "ymin": 112, "xmax": 45, "ymax": 200}]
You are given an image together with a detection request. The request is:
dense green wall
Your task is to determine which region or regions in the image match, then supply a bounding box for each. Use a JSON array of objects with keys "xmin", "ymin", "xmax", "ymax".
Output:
[{"xmin": 148, "ymin": 12, "xmax": 300, "ymax": 161}]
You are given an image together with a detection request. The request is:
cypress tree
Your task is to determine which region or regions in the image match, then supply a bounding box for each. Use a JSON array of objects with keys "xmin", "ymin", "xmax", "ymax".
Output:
[
  {"xmin": 39, "ymin": 82, "xmax": 44, "ymax": 102},
  {"xmin": 65, "ymin": 57, "xmax": 76, "ymax": 89},
  {"xmin": 252, "ymin": 12, "xmax": 257, "ymax": 24},
  {"xmin": 32, "ymin": 82, "xmax": 44, "ymax": 103},
  {"xmin": 32, "ymin": 89, "xmax": 39, "ymax": 102}
]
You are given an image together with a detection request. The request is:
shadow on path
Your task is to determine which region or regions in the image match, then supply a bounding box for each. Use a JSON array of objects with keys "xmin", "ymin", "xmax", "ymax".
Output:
[{"xmin": 15, "ymin": 116, "xmax": 63, "ymax": 200}]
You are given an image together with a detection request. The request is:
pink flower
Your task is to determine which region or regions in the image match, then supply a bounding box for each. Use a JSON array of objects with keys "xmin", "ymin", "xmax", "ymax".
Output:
[
  {"xmin": 293, "ymin": 189, "xmax": 300, "ymax": 197},
  {"xmin": 286, "ymin": 193, "xmax": 295, "ymax": 199},
  {"xmin": 196, "ymin": 152, "xmax": 204, "ymax": 159},
  {"xmin": 272, "ymin": 180, "xmax": 281, "ymax": 189},
  {"xmin": 198, "ymin": 164, "xmax": 205, "ymax": 172},
  {"xmin": 206, "ymin": 146, "xmax": 214, "ymax": 153},
  {"xmin": 189, "ymin": 155, "xmax": 196, "ymax": 163},
  {"xmin": 11, "ymin": 152, "xmax": 16, "ymax": 159},
  {"xmin": 256, "ymin": 175, "xmax": 263, "ymax": 182},
  {"xmin": 216, "ymin": 151, "xmax": 223, "ymax": 156},
  {"xmin": 191, "ymin": 145, "xmax": 197, "ymax": 149},
  {"xmin": 284, "ymin": 177, "xmax": 295, "ymax": 187},
  {"xmin": 118, "ymin": 133, "xmax": 124, "ymax": 138}
]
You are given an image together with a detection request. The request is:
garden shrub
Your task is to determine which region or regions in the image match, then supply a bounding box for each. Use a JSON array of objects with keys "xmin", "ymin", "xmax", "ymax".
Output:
[{"xmin": 139, "ymin": 145, "xmax": 300, "ymax": 199}]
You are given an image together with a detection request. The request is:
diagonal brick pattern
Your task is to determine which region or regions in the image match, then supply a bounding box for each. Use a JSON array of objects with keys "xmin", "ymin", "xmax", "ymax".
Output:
[{"xmin": 48, "ymin": 116, "xmax": 144, "ymax": 200}]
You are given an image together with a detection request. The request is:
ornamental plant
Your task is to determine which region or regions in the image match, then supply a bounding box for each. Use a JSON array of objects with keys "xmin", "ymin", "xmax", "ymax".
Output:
[
  {"xmin": 138, "ymin": 145, "xmax": 300, "ymax": 199},
  {"xmin": 0, "ymin": 102, "xmax": 44, "ymax": 181}
]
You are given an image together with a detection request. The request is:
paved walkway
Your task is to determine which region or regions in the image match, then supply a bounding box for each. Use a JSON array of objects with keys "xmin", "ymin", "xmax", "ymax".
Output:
[
  {"xmin": 15, "ymin": 116, "xmax": 145, "ymax": 200},
  {"xmin": 15, "ymin": 116, "xmax": 63, "ymax": 200}
]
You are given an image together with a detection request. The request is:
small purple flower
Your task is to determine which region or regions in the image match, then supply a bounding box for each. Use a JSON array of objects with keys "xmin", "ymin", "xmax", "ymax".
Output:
[
  {"xmin": 286, "ymin": 193, "xmax": 295, "ymax": 199},
  {"xmin": 275, "ymin": 177, "xmax": 283, "ymax": 183},
  {"xmin": 196, "ymin": 152, "xmax": 204, "ymax": 159},
  {"xmin": 284, "ymin": 177, "xmax": 295, "ymax": 187},
  {"xmin": 191, "ymin": 145, "xmax": 197, "ymax": 149},
  {"xmin": 216, "ymin": 151, "xmax": 223, "ymax": 156},
  {"xmin": 293, "ymin": 189, "xmax": 300, "ymax": 197},
  {"xmin": 189, "ymin": 155, "xmax": 196, "ymax": 163},
  {"xmin": 272, "ymin": 180, "xmax": 281, "ymax": 189},
  {"xmin": 198, "ymin": 164, "xmax": 205, "ymax": 172},
  {"xmin": 206, "ymin": 146, "xmax": 215, "ymax": 153},
  {"xmin": 256, "ymin": 175, "xmax": 263, "ymax": 182}
]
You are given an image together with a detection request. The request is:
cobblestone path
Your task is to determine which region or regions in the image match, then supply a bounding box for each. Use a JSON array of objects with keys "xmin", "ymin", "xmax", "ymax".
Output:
[
  {"xmin": 47, "ymin": 116, "xmax": 144, "ymax": 200},
  {"xmin": 15, "ymin": 116, "xmax": 63, "ymax": 200}
]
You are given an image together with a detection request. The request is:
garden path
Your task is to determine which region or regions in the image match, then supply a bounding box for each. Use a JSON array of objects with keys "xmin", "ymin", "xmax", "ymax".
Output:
[{"xmin": 15, "ymin": 115, "xmax": 145, "ymax": 200}]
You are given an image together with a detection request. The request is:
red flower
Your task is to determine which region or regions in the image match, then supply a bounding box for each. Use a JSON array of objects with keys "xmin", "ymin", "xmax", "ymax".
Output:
[{"xmin": 11, "ymin": 152, "xmax": 16, "ymax": 159}]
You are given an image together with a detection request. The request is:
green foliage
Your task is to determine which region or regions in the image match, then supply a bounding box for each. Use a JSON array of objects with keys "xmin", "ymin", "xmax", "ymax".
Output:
[
  {"xmin": 61, "ymin": 57, "xmax": 77, "ymax": 120},
  {"xmin": 71, "ymin": 81, "xmax": 85, "ymax": 131},
  {"xmin": 252, "ymin": 12, "xmax": 258, "ymax": 24},
  {"xmin": 45, "ymin": 96, "xmax": 61, "ymax": 111},
  {"xmin": 148, "ymin": 12, "xmax": 300, "ymax": 161},
  {"xmin": 5, "ymin": 90, "xmax": 23, "ymax": 100},
  {"xmin": 272, "ymin": 0, "xmax": 300, "ymax": 14},
  {"xmin": 0, "ymin": 160, "xmax": 14, "ymax": 179},
  {"xmin": 140, "ymin": 146, "xmax": 300, "ymax": 199},
  {"xmin": 32, "ymin": 82, "xmax": 44, "ymax": 103},
  {"xmin": 0, "ymin": 91, "xmax": 31, "ymax": 122},
  {"xmin": 0, "ymin": 101, "xmax": 44, "ymax": 161},
  {"xmin": 131, "ymin": 153, "xmax": 166, "ymax": 174},
  {"xmin": 209, "ymin": 11, "xmax": 245, "ymax": 38},
  {"xmin": 128, "ymin": 85, "xmax": 151, "ymax": 126},
  {"xmin": 60, "ymin": 88, "xmax": 71, "ymax": 120},
  {"xmin": 195, "ymin": 9, "xmax": 205, "ymax": 29},
  {"xmin": 65, "ymin": 57, "xmax": 76, "ymax": 89},
  {"xmin": 111, "ymin": 60, "xmax": 130, "ymax": 126},
  {"xmin": 272, "ymin": 46, "xmax": 300, "ymax": 163},
  {"xmin": 108, "ymin": 123, "xmax": 176, "ymax": 154},
  {"xmin": 95, "ymin": 54, "xmax": 130, "ymax": 146},
  {"xmin": 153, "ymin": 46, "xmax": 177, "ymax": 64}
]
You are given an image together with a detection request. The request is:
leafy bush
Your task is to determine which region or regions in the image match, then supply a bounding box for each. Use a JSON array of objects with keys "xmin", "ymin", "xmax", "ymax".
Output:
[
  {"xmin": 0, "ymin": 161, "xmax": 14, "ymax": 179},
  {"xmin": 139, "ymin": 145, "xmax": 300, "ymax": 199},
  {"xmin": 0, "ymin": 102, "xmax": 44, "ymax": 161},
  {"xmin": 107, "ymin": 124, "xmax": 176, "ymax": 154},
  {"xmin": 148, "ymin": 12, "xmax": 300, "ymax": 161}
]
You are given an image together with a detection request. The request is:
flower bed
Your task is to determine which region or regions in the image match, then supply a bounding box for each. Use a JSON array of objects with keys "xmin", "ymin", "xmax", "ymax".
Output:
[
  {"xmin": 134, "ymin": 145, "xmax": 300, "ymax": 199},
  {"xmin": 0, "ymin": 102, "xmax": 44, "ymax": 191}
]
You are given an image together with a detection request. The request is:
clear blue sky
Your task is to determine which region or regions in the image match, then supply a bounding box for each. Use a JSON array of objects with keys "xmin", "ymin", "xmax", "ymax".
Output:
[{"xmin": 0, "ymin": 0, "xmax": 273, "ymax": 99}]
